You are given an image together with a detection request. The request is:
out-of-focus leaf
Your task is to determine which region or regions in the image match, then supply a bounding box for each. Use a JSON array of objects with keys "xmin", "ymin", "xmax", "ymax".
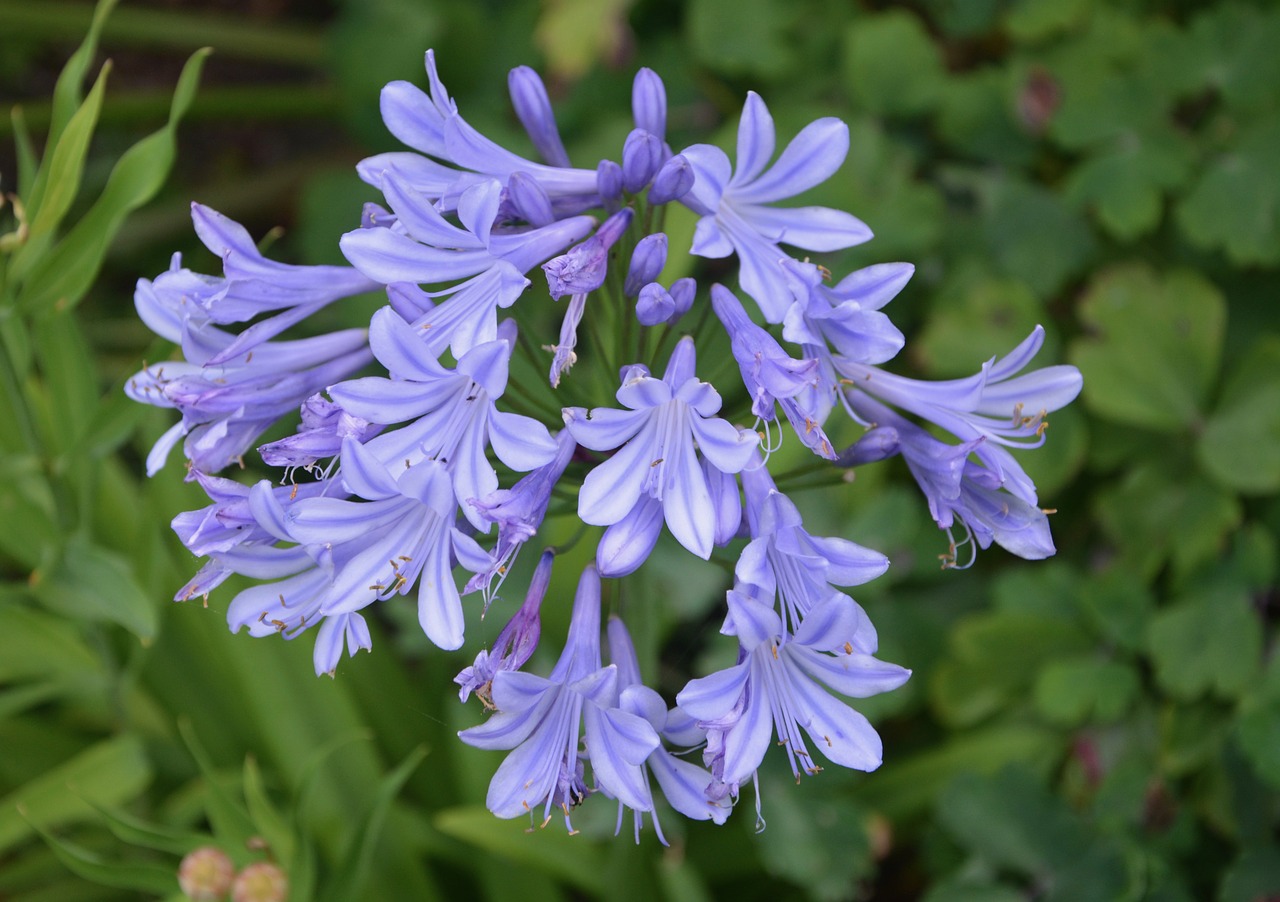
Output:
[
  {"xmin": 922, "ymin": 881, "xmax": 1026, "ymax": 902},
  {"xmin": 0, "ymin": 454, "xmax": 60, "ymax": 569},
  {"xmin": 979, "ymin": 178, "xmax": 1094, "ymax": 298},
  {"xmin": 1146, "ymin": 590, "xmax": 1261, "ymax": 701},
  {"xmin": 0, "ymin": 597, "xmax": 100, "ymax": 686},
  {"xmin": 1033, "ymin": 657, "xmax": 1138, "ymax": 725},
  {"xmin": 88, "ymin": 801, "xmax": 210, "ymax": 856},
  {"xmin": 916, "ymin": 275, "xmax": 1048, "ymax": 378},
  {"xmin": 1176, "ymin": 120, "xmax": 1280, "ymax": 267},
  {"xmin": 328, "ymin": 0, "xmax": 439, "ymax": 145},
  {"xmin": 32, "ymin": 536, "xmax": 157, "ymax": 640},
  {"xmin": 321, "ymin": 746, "xmax": 427, "ymax": 902},
  {"xmin": 11, "ymin": 106, "xmax": 38, "ymax": 200},
  {"xmin": 0, "ymin": 682, "xmax": 62, "ymax": 721},
  {"xmin": 931, "ymin": 611, "xmax": 1091, "ymax": 727},
  {"xmin": 434, "ymin": 806, "xmax": 607, "ymax": 894},
  {"xmin": 1071, "ymin": 264, "xmax": 1225, "ymax": 433},
  {"xmin": 1066, "ymin": 129, "xmax": 1193, "ymax": 240},
  {"xmin": 844, "ymin": 10, "xmax": 945, "ymax": 116},
  {"xmin": 1094, "ymin": 464, "xmax": 1241, "ymax": 580},
  {"xmin": 31, "ymin": 308, "xmax": 97, "ymax": 453},
  {"xmin": 19, "ymin": 47, "xmax": 209, "ymax": 314},
  {"xmin": 854, "ymin": 725, "xmax": 1059, "ymax": 821},
  {"xmin": 936, "ymin": 69, "xmax": 1036, "ymax": 167},
  {"xmin": 1197, "ymin": 338, "xmax": 1280, "ymax": 494},
  {"xmin": 687, "ymin": 0, "xmax": 794, "ymax": 79},
  {"xmin": 753, "ymin": 772, "xmax": 872, "ymax": 901},
  {"xmin": 23, "ymin": 817, "xmax": 177, "ymax": 895},
  {"xmin": 1218, "ymin": 845, "xmax": 1280, "ymax": 902},
  {"xmin": 1182, "ymin": 5, "xmax": 1280, "ymax": 112},
  {"xmin": 176, "ymin": 720, "xmax": 258, "ymax": 856},
  {"xmin": 1074, "ymin": 567, "xmax": 1153, "ymax": 653},
  {"xmin": 1237, "ymin": 657, "xmax": 1280, "ymax": 790},
  {"xmin": 0, "ymin": 734, "xmax": 151, "ymax": 853},
  {"xmin": 242, "ymin": 756, "xmax": 294, "ymax": 870},
  {"xmin": 1004, "ymin": 0, "xmax": 1092, "ymax": 42}
]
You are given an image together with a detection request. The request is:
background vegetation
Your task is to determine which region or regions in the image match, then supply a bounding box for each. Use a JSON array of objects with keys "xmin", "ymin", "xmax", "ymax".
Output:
[{"xmin": 1, "ymin": 0, "xmax": 1278, "ymax": 899}]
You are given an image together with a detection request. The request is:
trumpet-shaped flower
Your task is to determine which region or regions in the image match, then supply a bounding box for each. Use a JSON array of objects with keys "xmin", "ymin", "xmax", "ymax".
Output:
[{"xmin": 681, "ymin": 92, "xmax": 872, "ymax": 322}]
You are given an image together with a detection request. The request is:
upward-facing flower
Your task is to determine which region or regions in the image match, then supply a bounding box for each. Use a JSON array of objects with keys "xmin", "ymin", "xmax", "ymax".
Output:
[
  {"xmin": 458, "ymin": 565, "xmax": 660, "ymax": 831},
  {"xmin": 676, "ymin": 590, "xmax": 910, "ymax": 795},
  {"xmin": 326, "ymin": 308, "xmax": 558, "ymax": 528},
  {"xmin": 565, "ymin": 336, "xmax": 759, "ymax": 572},
  {"xmin": 680, "ymin": 92, "xmax": 873, "ymax": 322}
]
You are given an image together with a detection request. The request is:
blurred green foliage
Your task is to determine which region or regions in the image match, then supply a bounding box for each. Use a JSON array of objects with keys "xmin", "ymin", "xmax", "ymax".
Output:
[{"xmin": 1, "ymin": 0, "xmax": 1278, "ymax": 899}]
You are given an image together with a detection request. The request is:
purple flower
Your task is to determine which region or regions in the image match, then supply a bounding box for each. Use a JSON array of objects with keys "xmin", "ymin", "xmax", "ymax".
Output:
[
  {"xmin": 781, "ymin": 258, "xmax": 910, "ymax": 366},
  {"xmin": 259, "ymin": 393, "xmax": 379, "ymax": 473},
  {"xmin": 465, "ymin": 429, "xmax": 577, "ymax": 599},
  {"xmin": 607, "ymin": 617, "xmax": 731, "ymax": 841},
  {"xmin": 739, "ymin": 462, "xmax": 889, "ymax": 636},
  {"xmin": 565, "ymin": 337, "xmax": 760, "ymax": 572},
  {"xmin": 648, "ymin": 155, "xmax": 694, "ymax": 206},
  {"xmin": 458, "ymin": 565, "xmax": 660, "ymax": 830},
  {"xmin": 456, "ymin": 549, "xmax": 553, "ymax": 706},
  {"xmin": 371, "ymin": 50, "xmax": 598, "ymax": 207},
  {"xmin": 676, "ymin": 591, "xmax": 910, "ymax": 794},
  {"xmin": 631, "ymin": 68, "xmax": 667, "ymax": 141},
  {"xmin": 508, "ymin": 66, "xmax": 571, "ymax": 168},
  {"xmin": 621, "ymin": 129, "xmax": 667, "ymax": 194},
  {"xmin": 710, "ymin": 283, "xmax": 834, "ymax": 459},
  {"xmin": 680, "ymin": 92, "xmax": 872, "ymax": 322},
  {"xmin": 326, "ymin": 308, "xmax": 558, "ymax": 528},
  {"xmin": 543, "ymin": 208, "xmax": 633, "ymax": 299},
  {"xmin": 623, "ymin": 233, "xmax": 668, "ymax": 297},
  {"xmin": 837, "ymin": 326, "xmax": 1083, "ymax": 508}
]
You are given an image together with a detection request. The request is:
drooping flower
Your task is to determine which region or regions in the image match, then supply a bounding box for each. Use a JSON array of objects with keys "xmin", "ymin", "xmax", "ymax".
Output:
[
  {"xmin": 676, "ymin": 590, "xmax": 910, "ymax": 796},
  {"xmin": 565, "ymin": 336, "xmax": 759, "ymax": 573},
  {"xmin": 680, "ymin": 92, "xmax": 872, "ymax": 322},
  {"xmin": 781, "ymin": 258, "xmax": 911, "ymax": 366},
  {"xmin": 458, "ymin": 565, "xmax": 660, "ymax": 830},
  {"xmin": 456, "ymin": 549, "xmax": 553, "ymax": 706},
  {"xmin": 607, "ymin": 617, "xmax": 731, "ymax": 842}
]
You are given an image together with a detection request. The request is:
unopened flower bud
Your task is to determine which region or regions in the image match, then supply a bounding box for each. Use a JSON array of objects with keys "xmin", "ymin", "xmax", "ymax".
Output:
[
  {"xmin": 621, "ymin": 129, "xmax": 665, "ymax": 194},
  {"xmin": 508, "ymin": 66, "xmax": 571, "ymax": 167},
  {"xmin": 624, "ymin": 234, "xmax": 668, "ymax": 297},
  {"xmin": 597, "ymin": 159, "xmax": 623, "ymax": 210},
  {"xmin": 631, "ymin": 67, "xmax": 667, "ymax": 139},
  {"xmin": 648, "ymin": 154, "xmax": 693, "ymax": 205},
  {"xmin": 668, "ymin": 277, "xmax": 696, "ymax": 320},
  {"xmin": 636, "ymin": 283, "xmax": 675, "ymax": 326}
]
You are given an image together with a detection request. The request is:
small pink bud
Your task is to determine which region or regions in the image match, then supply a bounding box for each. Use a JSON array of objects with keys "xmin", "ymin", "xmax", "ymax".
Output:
[
  {"xmin": 231, "ymin": 861, "xmax": 288, "ymax": 902},
  {"xmin": 177, "ymin": 846, "xmax": 234, "ymax": 901}
]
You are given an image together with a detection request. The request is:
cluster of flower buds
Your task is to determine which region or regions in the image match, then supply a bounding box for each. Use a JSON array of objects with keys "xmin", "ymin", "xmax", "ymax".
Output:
[{"xmin": 131, "ymin": 51, "xmax": 1081, "ymax": 838}]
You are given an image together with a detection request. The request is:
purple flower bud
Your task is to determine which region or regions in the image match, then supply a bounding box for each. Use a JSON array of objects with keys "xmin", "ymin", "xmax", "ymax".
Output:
[
  {"xmin": 455, "ymin": 549, "xmax": 553, "ymax": 706},
  {"xmin": 635, "ymin": 283, "xmax": 675, "ymax": 326},
  {"xmin": 508, "ymin": 66, "xmax": 571, "ymax": 168},
  {"xmin": 632, "ymin": 68, "xmax": 667, "ymax": 140},
  {"xmin": 504, "ymin": 171, "xmax": 555, "ymax": 227},
  {"xmin": 542, "ymin": 208, "xmax": 634, "ymax": 299},
  {"xmin": 597, "ymin": 159, "xmax": 623, "ymax": 210},
  {"xmin": 836, "ymin": 426, "xmax": 900, "ymax": 467},
  {"xmin": 669, "ymin": 277, "xmax": 696, "ymax": 320},
  {"xmin": 622, "ymin": 129, "xmax": 666, "ymax": 194},
  {"xmin": 624, "ymin": 233, "xmax": 668, "ymax": 297},
  {"xmin": 648, "ymin": 154, "xmax": 694, "ymax": 205}
]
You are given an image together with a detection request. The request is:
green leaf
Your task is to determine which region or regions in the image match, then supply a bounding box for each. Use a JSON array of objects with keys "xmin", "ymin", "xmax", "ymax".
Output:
[
  {"xmin": 1004, "ymin": 0, "xmax": 1092, "ymax": 42},
  {"xmin": 936, "ymin": 69, "xmax": 1036, "ymax": 167},
  {"xmin": 23, "ymin": 818, "xmax": 177, "ymax": 895},
  {"xmin": 854, "ymin": 725, "xmax": 1060, "ymax": 821},
  {"xmin": 0, "ymin": 734, "xmax": 152, "ymax": 854},
  {"xmin": 1197, "ymin": 337, "xmax": 1280, "ymax": 494},
  {"xmin": 537, "ymin": 0, "xmax": 637, "ymax": 79},
  {"xmin": 321, "ymin": 746, "xmax": 427, "ymax": 902},
  {"xmin": 11, "ymin": 106, "xmax": 38, "ymax": 200},
  {"xmin": 87, "ymin": 802, "xmax": 210, "ymax": 856},
  {"xmin": 753, "ymin": 773, "xmax": 872, "ymax": 901},
  {"xmin": 1074, "ymin": 567, "xmax": 1153, "ymax": 653},
  {"xmin": 31, "ymin": 307, "xmax": 97, "ymax": 453},
  {"xmin": 19, "ymin": 48, "xmax": 210, "ymax": 314},
  {"xmin": 14, "ymin": 61, "xmax": 111, "ymax": 277},
  {"xmin": 44, "ymin": 0, "xmax": 120, "ymax": 151},
  {"xmin": 930, "ymin": 611, "xmax": 1091, "ymax": 727},
  {"xmin": 1065, "ymin": 129, "xmax": 1194, "ymax": 240},
  {"xmin": 978, "ymin": 177, "xmax": 1094, "ymax": 298},
  {"xmin": 0, "ymin": 598, "xmax": 101, "ymax": 685},
  {"xmin": 916, "ymin": 275, "xmax": 1049, "ymax": 378},
  {"xmin": 1033, "ymin": 657, "xmax": 1139, "ymax": 726},
  {"xmin": 687, "ymin": 0, "xmax": 795, "ymax": 77},
  {"xmin": 1176, "ymin": 120, "xmax": 1280, "ymax": 267},
  {"xmin": 1070, "ymin": 264, "xmax": 1226, "ymax": 432},
  {"xmin": 1219, "ymin": 845, "xmax": 1280, "ymax": 902},
  {"xmin": 177, "ymin": 720, "xmax": 258, "ymax": 855},
  {"xmin": 844, "ymin": 10, "xmax": 945, "ymax": 116},
  {"xmin": 0, "ymin": 454, "xmax": 60, "ymax": 569},
  {"xmin": 242, "ymin": 757, "xmax": 294, "ymax": 870},
  {"xmin": 1237, "ymin": 666, "xmax": 1280, "ymax": 790},
  {"xmin": 1145, "ymin": 591, "xmax": 1262, "ymax": 701},
  {"xmin": 434, "ymin": 806, "xmax": 607, "ymax": 894},
  {"xmin": 32, "ymin": 536, "xmax": 158, "ymax": 640},
  {"xmin": 1094, "ymin": 463, "xmax": 1241, "ymax": 580}
]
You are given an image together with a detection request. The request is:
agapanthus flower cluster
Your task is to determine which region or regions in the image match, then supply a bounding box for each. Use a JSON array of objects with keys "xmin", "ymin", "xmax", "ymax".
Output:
[{"xmin": 131, "ymin": 51, "xmax": 1081, "ymax": 838}]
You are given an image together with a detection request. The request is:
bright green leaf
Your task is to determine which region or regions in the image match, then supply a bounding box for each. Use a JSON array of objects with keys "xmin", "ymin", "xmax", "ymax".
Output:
[
  {"xmin": 1070, "ymin": 264, "xmax": 1225, "ymax": 432},
  {"xmin": 1197, "ymin": 338, "xmax": 1280, "ymax": 494},
  {"xmin": 0, "ymin": 454, "xmax": 60, "ymax": 569},
  {"xmin": 1146, "ymin": 591, "xmax": 1262, "ymax": 700},
  {"xmin": 1066, "ymin": 129, "xmax": 1193, "ymax": 240},
  {"xmin": 844, "ymin": 10, "xmax": 945, "ymax": 116}
]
